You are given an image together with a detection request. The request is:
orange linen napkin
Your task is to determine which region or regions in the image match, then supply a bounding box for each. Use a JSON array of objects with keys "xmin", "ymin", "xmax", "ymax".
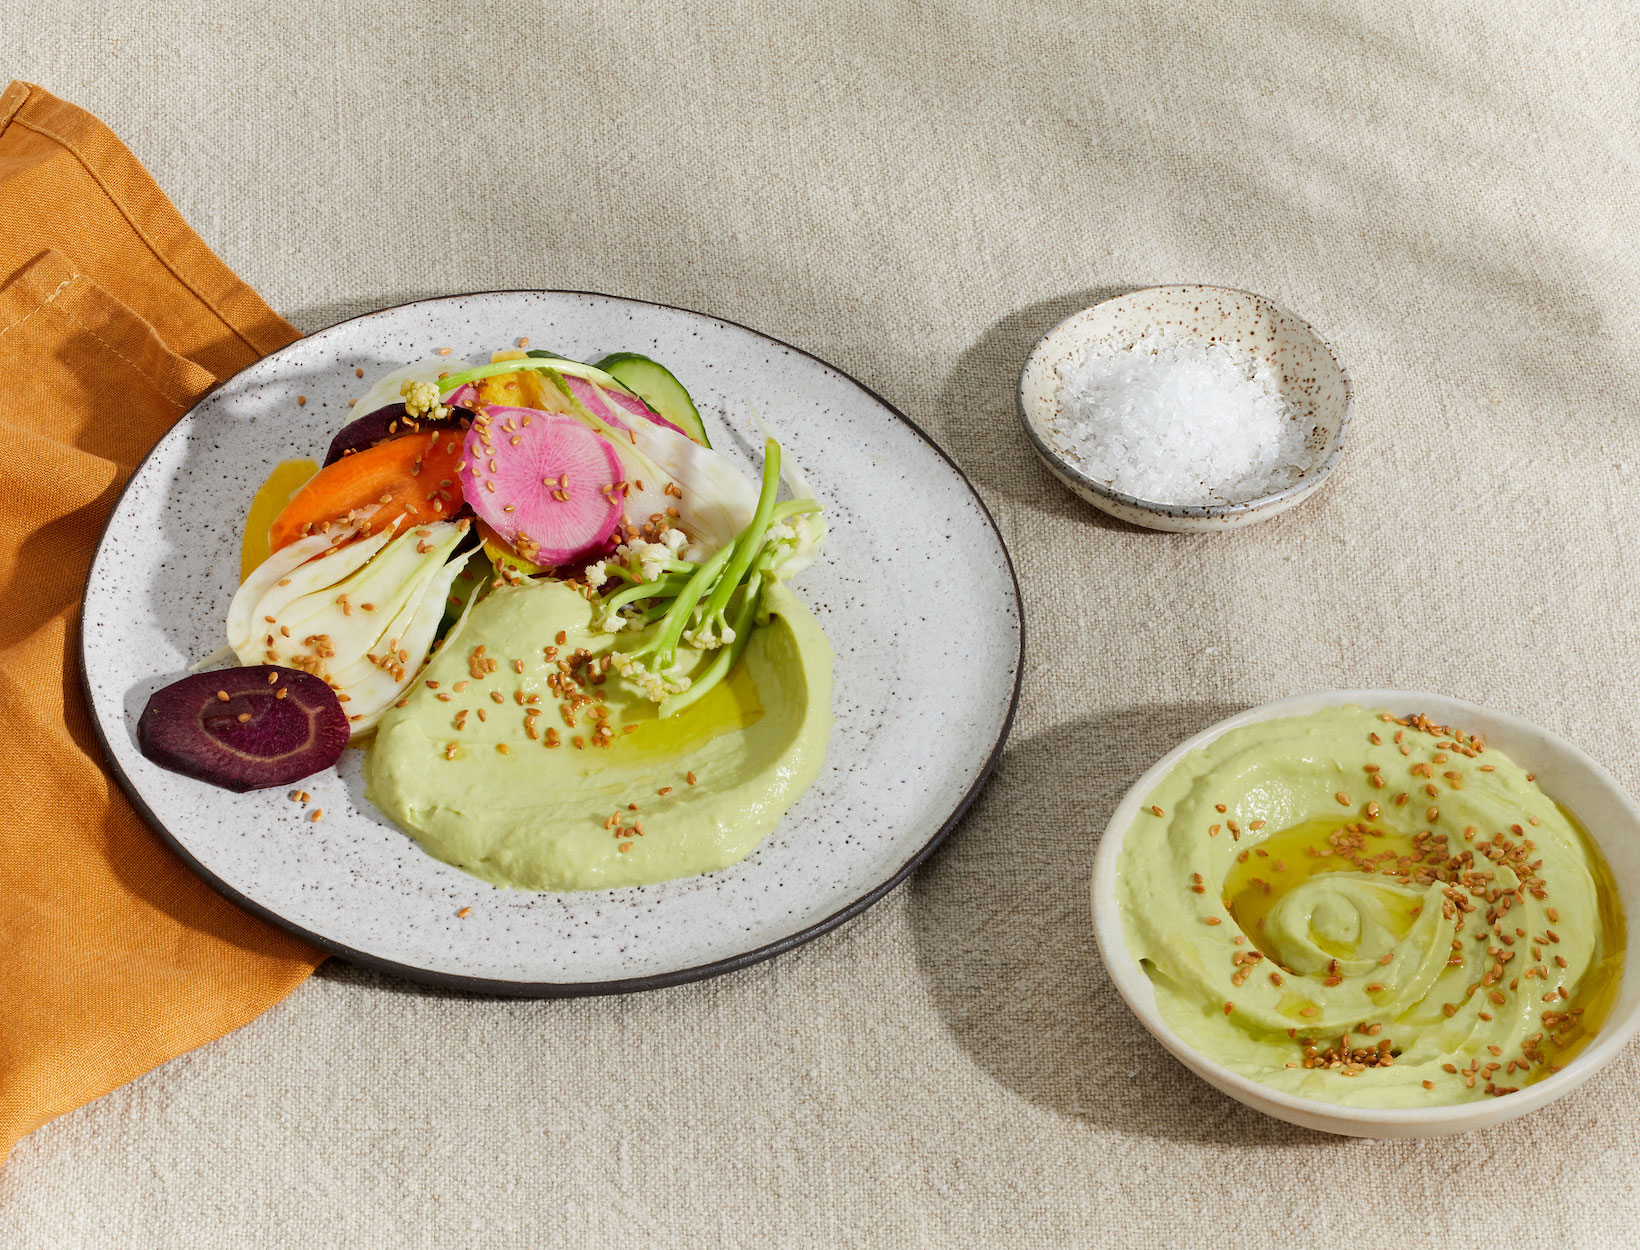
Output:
[{"xmin": 0, "ymin": 81, "xmax": 324, "ymax": 1162}]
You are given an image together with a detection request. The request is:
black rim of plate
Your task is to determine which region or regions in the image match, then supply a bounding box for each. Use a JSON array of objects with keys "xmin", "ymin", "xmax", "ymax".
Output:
[{"xmin": 80, "ymin": 289, "xmax": 1025, "ymax": 998}]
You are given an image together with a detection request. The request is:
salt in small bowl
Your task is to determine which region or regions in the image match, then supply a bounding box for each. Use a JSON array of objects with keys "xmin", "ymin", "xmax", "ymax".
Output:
[{"xmin": 1018, "ymin": 285, "xmax": 1352, "ymax": 532}]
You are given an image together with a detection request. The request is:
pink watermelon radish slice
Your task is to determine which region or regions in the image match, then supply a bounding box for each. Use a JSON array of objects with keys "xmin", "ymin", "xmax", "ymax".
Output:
[
  {"xmin": 605, "ymin": 386, "xmax": 690, "ymax": 439},
  {"xmin": 462, "ymin": 406, "xmax": 623, "ymax": 566},
  {"xmin": 447, "ymin": 383, "xmax": 479, "ymax": 407},
  {"xmin": 558, "ymin": 374, "xmax": 625, "ymax": 429},
  {"xmin": 561, "ymin": 374, "xmax": 690, "ymax": 440}
]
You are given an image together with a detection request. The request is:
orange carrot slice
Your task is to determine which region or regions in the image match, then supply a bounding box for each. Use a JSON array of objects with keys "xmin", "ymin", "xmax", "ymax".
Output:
[{"xmin": 269, "ymin": 430, "xmax": 466, "ymax": 552}]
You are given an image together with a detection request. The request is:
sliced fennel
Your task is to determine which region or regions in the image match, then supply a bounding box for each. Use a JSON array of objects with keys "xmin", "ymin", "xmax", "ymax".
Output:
[{"xmin": 227, "ymin": 519, "xmax": 475, "ymax": 733}]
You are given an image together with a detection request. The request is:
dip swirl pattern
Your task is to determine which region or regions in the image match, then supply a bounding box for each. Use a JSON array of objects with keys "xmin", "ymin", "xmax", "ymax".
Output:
[{"xmin": 1119, "ymin": 706, "xmax": 1622, "ymax": 1107}]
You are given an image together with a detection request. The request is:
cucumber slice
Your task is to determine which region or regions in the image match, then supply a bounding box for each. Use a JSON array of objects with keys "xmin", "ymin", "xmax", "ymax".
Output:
[{"xmin": 592, "ymin": 352, "xmax": 710, "ymax": 448}]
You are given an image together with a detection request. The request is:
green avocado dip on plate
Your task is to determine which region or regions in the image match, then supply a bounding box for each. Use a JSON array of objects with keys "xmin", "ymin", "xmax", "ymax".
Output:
[
  {"xmin": 366, "ymin": 579, "xmax": 832, "ymax": 892},
  {"xmin": 1117, "ymin": 705, "xmax": 1624, "ymax": 1108}
]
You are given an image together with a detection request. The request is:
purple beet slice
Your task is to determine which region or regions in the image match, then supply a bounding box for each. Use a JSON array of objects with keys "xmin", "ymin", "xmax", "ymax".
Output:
[
  {"xmin": 138, "ymin": 666, "xmax": 350, "ymax": 792},
  {"xmin": 324, "ymin": 403, "xmax": 475, "ymax": 466}
]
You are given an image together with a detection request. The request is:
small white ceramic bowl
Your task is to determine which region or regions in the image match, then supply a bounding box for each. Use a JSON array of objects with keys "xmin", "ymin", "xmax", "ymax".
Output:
[
  {"xmin": 1018, "ymin": 285, "xmax": 1352, "ymax": 532},
  {"xmin": 1090, "ymin": 689, "xmax": 1640, "ymax": 1138}
]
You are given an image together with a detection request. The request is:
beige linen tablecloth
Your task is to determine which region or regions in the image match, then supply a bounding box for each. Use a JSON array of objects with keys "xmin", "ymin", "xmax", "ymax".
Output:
[{"xmin": 3, "ymin": 2, "xmax": 1637, "ymax": 1245}]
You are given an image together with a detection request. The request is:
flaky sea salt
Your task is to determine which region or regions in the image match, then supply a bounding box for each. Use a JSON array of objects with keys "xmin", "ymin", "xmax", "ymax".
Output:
[{"xmin": 1051, "ymin": 331, "xmax": 1309, "ymax": 506}]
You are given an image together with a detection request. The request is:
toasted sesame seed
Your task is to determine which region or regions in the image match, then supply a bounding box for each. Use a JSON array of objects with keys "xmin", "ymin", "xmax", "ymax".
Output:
[
  {"xmin": 310, "ymin": 809, "xmax": 323, "ymax": 821},
  {"xmin": 1150, "ymin": 805, "xmax": 1164, "ymax": 817}
]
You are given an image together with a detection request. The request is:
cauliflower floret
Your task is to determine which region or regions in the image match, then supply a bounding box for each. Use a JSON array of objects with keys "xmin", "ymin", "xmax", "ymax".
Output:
[
  {"xmin": 683, "ymin": 621, "xmax": 735, "ymax": 650},
  {"xmin": 400, "ymin": 378, "xmax": 451, "ymax": 422},
  {"xmin": 584, "ymin": 561, "xmax": 609, "ymax": 591},
  {"xmin": 765, "ymin": 511, "xmax": 826, "ymax": 580},
  {"xmin": 615, "ymin": 539, "xmax": 672, "ymax": 583},
  {"xmin": 609, "ymin": 651, "xmax": 691, "ymax": 702}
]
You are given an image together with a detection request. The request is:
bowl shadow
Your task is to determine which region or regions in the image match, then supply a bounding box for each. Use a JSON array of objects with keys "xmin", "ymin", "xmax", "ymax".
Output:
[
  {"xmin": 907, "ymin": 699, "xmax": 1332, "ymax": 1147},
  {"xmin": 936, "ymin": 286, "xmax": 1151, "ymax": 535}
]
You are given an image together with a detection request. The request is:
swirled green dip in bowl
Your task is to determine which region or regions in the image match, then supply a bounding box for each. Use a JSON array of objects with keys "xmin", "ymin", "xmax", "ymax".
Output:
[{"xmin": 1115, "ymin": 704, "xmax": 1625, "ymax": 1112}]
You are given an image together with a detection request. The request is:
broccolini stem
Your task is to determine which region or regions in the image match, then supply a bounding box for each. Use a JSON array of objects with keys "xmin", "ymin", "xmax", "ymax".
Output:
[
  {"xmin": 435, "ymin": 357, "xmax": 626, "ymax": 397},
  {"xmin": 628, "ymin": 540, "xmax": 735, "ymax": 664},
  {"xmin": 603, "ymin": 571, "xmax": 691, "ymax": 616},
  {"xmin": 660, "ymin": 574, "xmax": 764, "ymax": 718},
  {"xmin": 696, "ymin": 439, "xmax": 781, "ymax": 632},
  {"xmin": 769, "ymin": 499, "xmax": 822, "ymax": 521}
]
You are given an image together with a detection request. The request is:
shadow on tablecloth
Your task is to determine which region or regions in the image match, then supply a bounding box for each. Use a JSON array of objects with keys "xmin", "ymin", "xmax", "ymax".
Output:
[
  {"xmin": 931, "ymin": 286, "xmax": 1155, "ymax": 528},
  {"xmin": 906, "ymin": 699, "xmax": 1334, "ymax": 1147}
]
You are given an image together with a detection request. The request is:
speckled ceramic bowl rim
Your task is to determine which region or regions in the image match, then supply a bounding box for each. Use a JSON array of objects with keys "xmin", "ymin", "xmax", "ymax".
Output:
[
  {"xmin": 1017, "ymin": 284, "xmax": 1354, "ymax": 520},
  {"xmin": 79, "ymin": 288, "xmax": 1025, "ymax": 998},
  {"xmin": 1090, "ymin": 689, "xmax": 1640, "ymax": 1131}
]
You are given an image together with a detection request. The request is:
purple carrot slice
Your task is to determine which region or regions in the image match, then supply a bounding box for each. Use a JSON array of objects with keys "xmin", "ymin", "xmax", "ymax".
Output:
[
  {"xmin": 462, "ymin": 406, "xmax": 623, "ymax": 565},
  {"xmin": 137, "ymin": 666, "xmax": 350, "ymax": 792},
  {"xmin": 324, "ymin": 403, "xmax": 475, "ymax": 466}
]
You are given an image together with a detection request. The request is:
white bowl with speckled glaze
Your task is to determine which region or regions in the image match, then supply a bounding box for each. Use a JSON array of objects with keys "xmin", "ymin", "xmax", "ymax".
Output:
[
  {"xmin": 1018, "ymin": 285, "xmax": 1352, "ymax": 532},
  {"xmin": 1091, "ymin": 690, "xmax": 1640, "ymax": 1138},
  {"xmin": 81, "ymin": 291, "xmax": 1022, "ymax": 995}
]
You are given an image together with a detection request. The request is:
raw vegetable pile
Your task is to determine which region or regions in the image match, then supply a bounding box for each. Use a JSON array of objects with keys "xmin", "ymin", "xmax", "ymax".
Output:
[{"xmin": 138, "ymin": 347, "xmax": 826, "ymax": 791}]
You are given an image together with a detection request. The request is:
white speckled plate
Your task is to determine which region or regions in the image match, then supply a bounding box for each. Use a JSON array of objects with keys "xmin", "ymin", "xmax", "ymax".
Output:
[{"xmin": 81, "ymin": 291, "xmax": 1022, "ymax": 995}]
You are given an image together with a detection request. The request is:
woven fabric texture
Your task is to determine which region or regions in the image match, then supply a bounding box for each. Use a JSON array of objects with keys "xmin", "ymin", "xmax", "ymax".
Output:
[{"xmin": 2, "ymin": 1, "xmax": 1638, "ymax": 1245}]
